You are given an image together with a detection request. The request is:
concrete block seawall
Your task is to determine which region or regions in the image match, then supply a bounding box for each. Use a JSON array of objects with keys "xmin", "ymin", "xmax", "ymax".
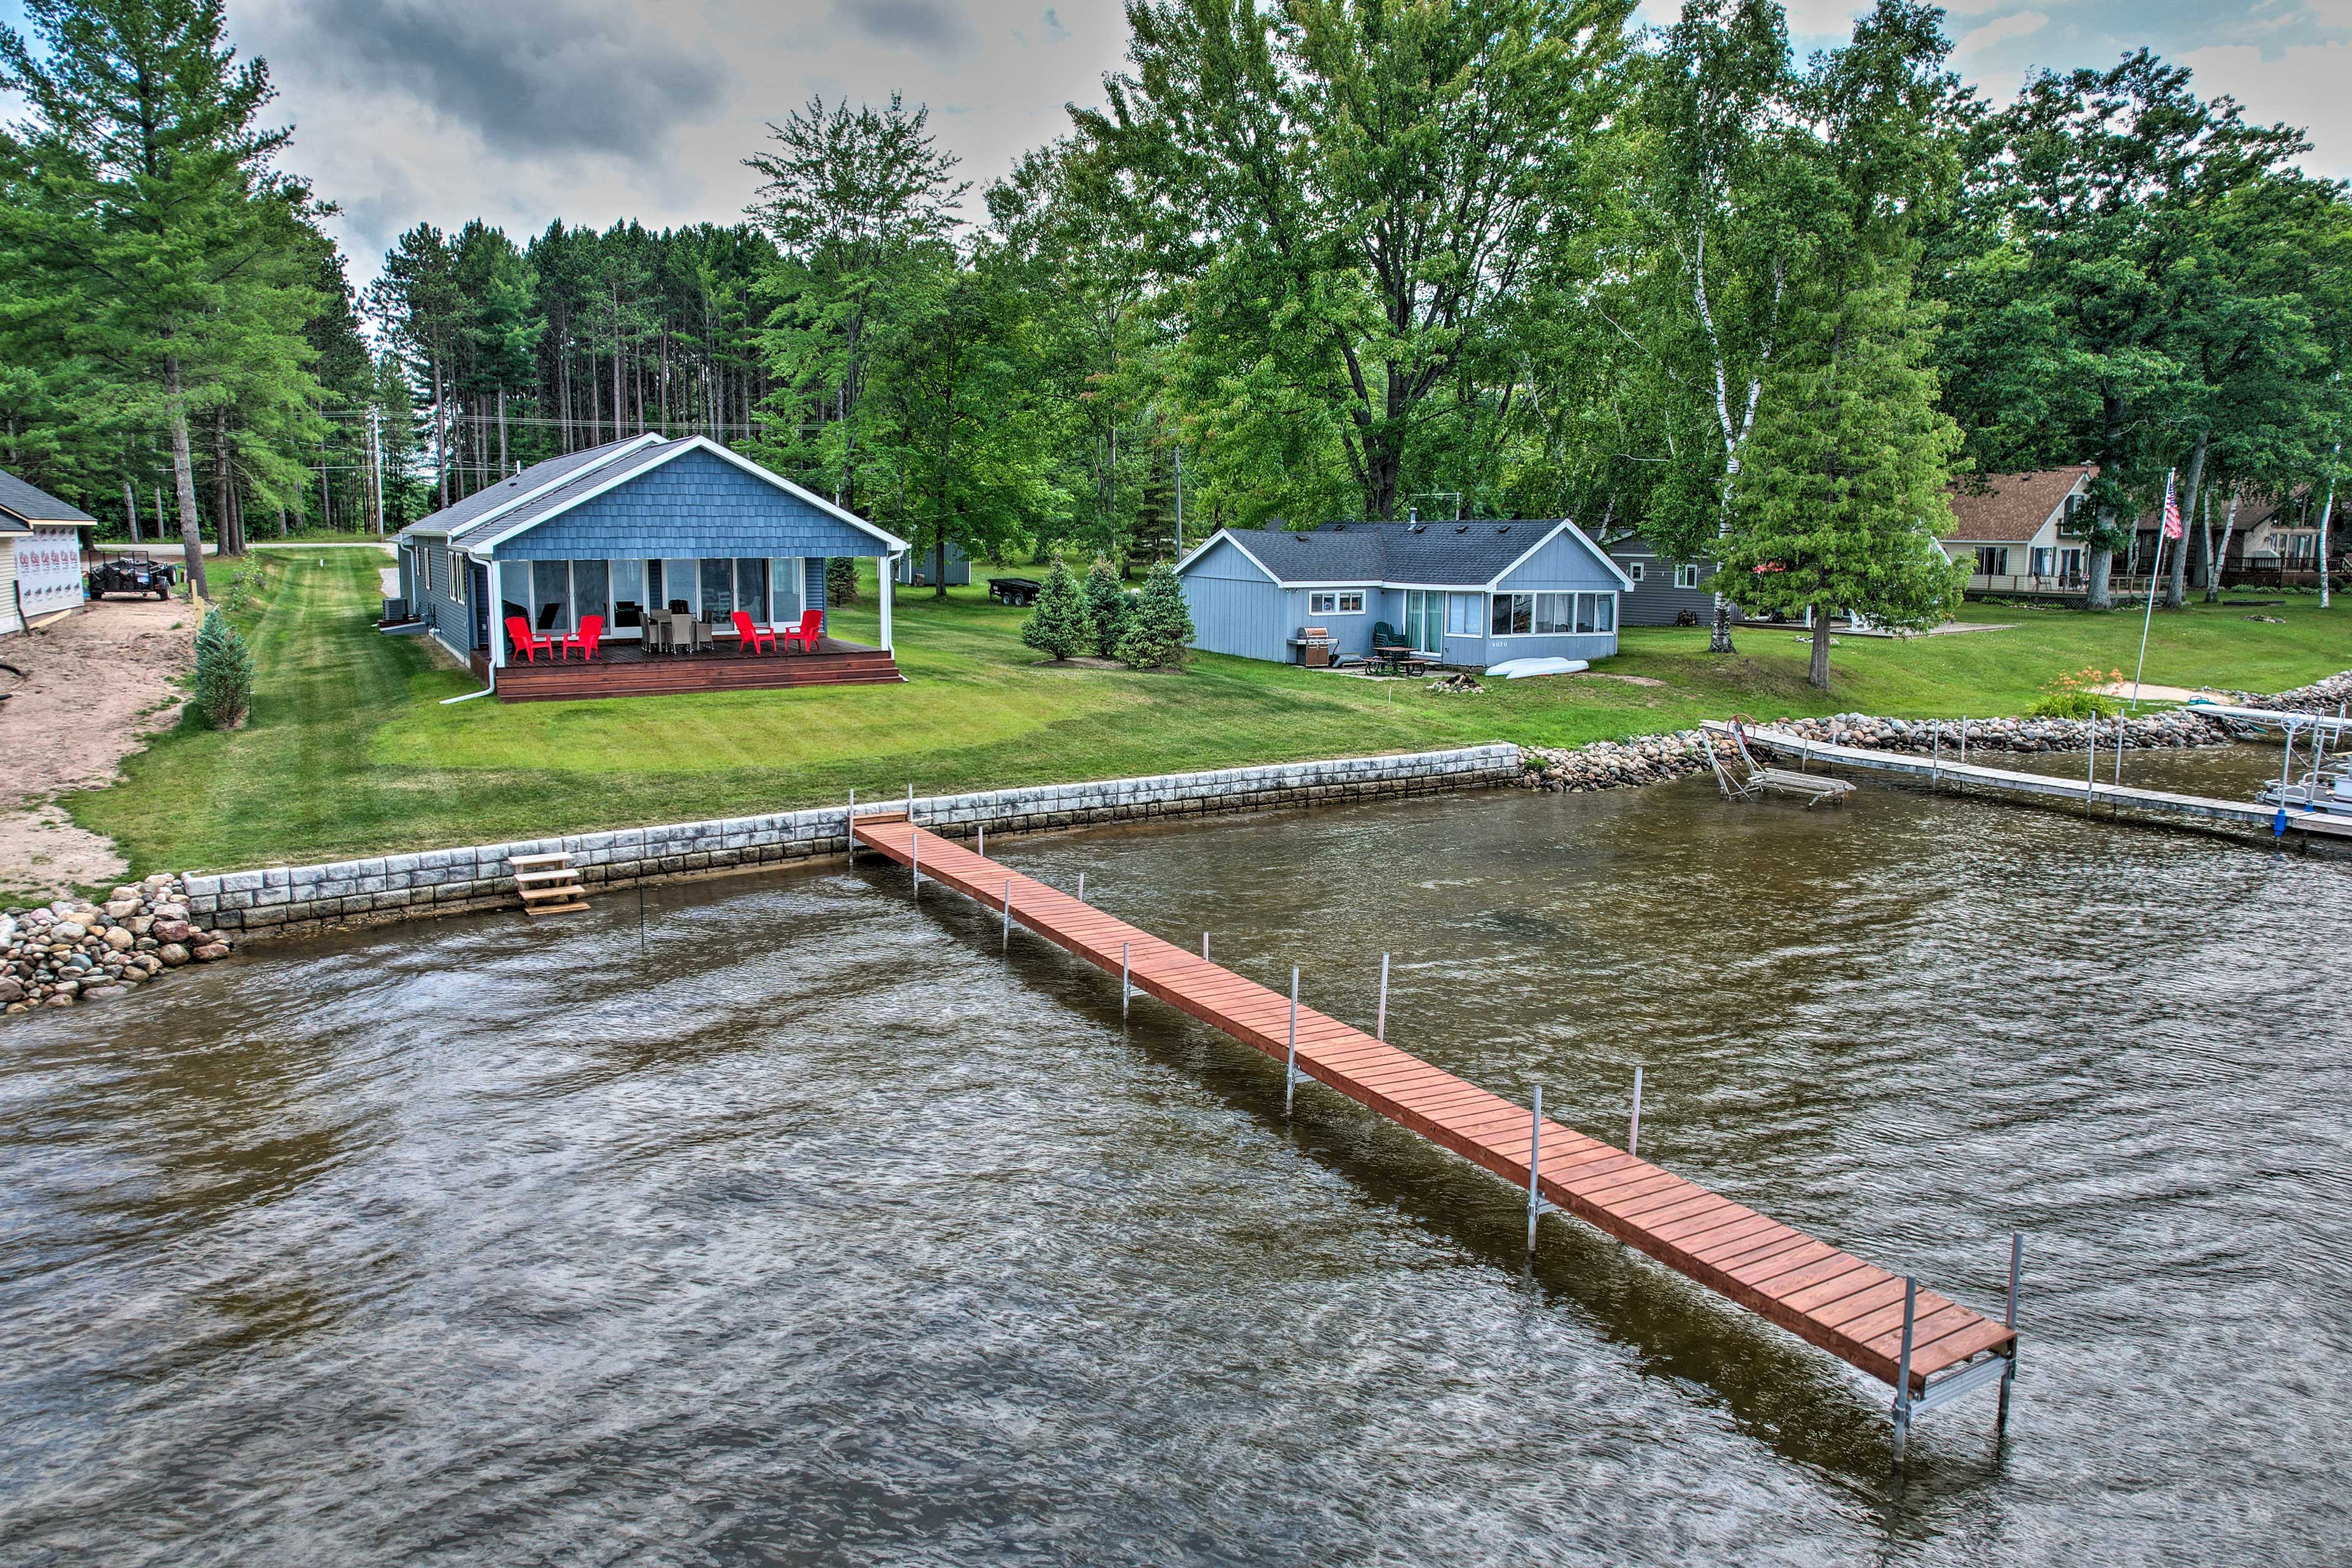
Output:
[{"xmin": 181, "ymin": 744, "xmax": 1524, "ymax": 943}]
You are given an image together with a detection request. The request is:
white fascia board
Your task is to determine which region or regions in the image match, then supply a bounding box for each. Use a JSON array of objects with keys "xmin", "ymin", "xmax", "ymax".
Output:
[
  {"xmin": 437, "ymin": 434, "xmax": 667, "ymax": 552},
  {"xmin": 459, "ymin": 434, "xmax": 673, "ymax": 554},
  {"xmin": 1484, "ymin": 519, "xmax": 1637, "ymax": 592},
  {"xmin": 1177, "ymin": 528, "xmax": 1280, "ymax": 583},
  {"xmin": 469, "ymin": 435, "xmax": 908, "ymax": 558}
]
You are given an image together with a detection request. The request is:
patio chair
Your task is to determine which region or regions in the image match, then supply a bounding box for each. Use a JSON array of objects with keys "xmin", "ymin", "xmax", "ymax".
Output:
[
  {"xmin": 782, "ymin": 609, "xmax": 824, "ymax": 653},
  {"xmin": 668, "ymin": 598, "xmax": 690, "ymax": 614},
  {"xmin": 562, "ymin": 614, "xmax": 605, "ymax": 662},
  {"xmin": 730, "ymin": 610, "xmax": 777, "ymax": 654},
  {"xmin": 1373, "ymin": 620, "xmax": 1404, "ymax": 649},
  {"xmin": 505, "ymin": 616, "xmax": 554, "ymax": 663}
]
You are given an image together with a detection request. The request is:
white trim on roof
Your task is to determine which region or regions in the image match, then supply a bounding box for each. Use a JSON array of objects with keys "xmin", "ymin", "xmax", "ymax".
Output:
[
  {"xmin": 1175, "ymin": 527, "xmax": 1280, "ymax": 582},
  {"xmin": 1483, "ymin": 519, "xmax": 1636, "ymax": 592},
  {"xmin": 462, "ymin": 435, "xmax": 910, "ymax": 558},
  {"xmin": 404, "ymin": 434, "xmax": 665, "ymax": 541}
]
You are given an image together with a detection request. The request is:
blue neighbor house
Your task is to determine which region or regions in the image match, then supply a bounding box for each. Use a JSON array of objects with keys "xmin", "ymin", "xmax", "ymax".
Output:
[
  {"xmin": 1175, "ymin": 519, "xmax": 1631, "ymax": 671},
  {"xmin": 396, "ymin": 434, "xmax": 910, "ymax": 701}
]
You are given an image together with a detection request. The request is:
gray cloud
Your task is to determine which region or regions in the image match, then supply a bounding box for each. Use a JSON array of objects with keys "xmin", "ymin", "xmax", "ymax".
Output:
[
  {"xmin": 832, "ymin": 0, "xmax": 978, "ymax": 55},
  {"xmin": 270, "ymin": 0, "xmax": 728, "ymax": 159}
]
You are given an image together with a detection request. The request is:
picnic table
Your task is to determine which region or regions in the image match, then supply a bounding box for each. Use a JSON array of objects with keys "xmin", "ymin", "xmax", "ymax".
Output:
[{"xmin": 1371, "ymin": 644, "xmax": 1434, "ymax": 677}]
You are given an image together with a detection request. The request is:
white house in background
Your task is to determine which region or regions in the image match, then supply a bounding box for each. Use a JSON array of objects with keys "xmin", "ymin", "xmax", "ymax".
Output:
[
  {"xmin": 0, "ymin": 467, "xmax": 94, "ymax": 636},
  {"xmin": 1942, "ymin": 464, "xmax": 2098, "ymax": 597}
]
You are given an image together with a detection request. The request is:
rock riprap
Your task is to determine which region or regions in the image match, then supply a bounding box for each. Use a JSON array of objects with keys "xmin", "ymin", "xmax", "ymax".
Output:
[
  {"xmin": 1512, "ymin": 705, "xmax": 2255, "ymax": 795},
  {"xmin": 1, "ymin": 873, "xmax": 233, "ymax": 1016}
]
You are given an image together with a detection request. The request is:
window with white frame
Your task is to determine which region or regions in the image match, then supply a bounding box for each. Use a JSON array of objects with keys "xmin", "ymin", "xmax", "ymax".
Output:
[
  {"xmin": 1495, "ymin": 590, "xmax": 1616, "ymax": 636},
  {"xmin": 1627, "ymin": 561, "xmax": 1645, "ymax": 583},
  {"xmin": 1673, "ymin": 564, "xmax": 1700, "ymax": 590},
  {"xmin": 1308, "ymin": 589, "xmax": 1366, "ymax": 615},
  {"xmin": 1447, "ymin": 593, "xmax": 1483, "ymax": 636}
]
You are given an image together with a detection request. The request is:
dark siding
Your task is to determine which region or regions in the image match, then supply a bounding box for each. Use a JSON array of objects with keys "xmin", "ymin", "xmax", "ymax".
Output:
[{"xmin": 1610, "ymin": 550, "xmax": 1722, "ymax": 627}]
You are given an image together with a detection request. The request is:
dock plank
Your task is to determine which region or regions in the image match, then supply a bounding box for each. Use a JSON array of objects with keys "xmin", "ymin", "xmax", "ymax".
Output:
[{"xmin": 850, "ymin": 816, "xmax": 2015, "ymax": 1395}]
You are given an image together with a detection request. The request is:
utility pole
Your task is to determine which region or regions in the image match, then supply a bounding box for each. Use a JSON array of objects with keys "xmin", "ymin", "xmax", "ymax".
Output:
[
  {"xmin": 1173, "ymin": 444, "xmax": 1183, "ymax": 557},
  {"xmin": 371, "ymin": 404, "xmax": 386, "ymax": 535}
]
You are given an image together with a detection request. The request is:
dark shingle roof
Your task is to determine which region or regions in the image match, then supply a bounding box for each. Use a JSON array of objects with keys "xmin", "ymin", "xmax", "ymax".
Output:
[
  {"xmin": 445, "ymin": 439, "xmax": 680, "ymax": 549},
  {"xmin": 0, "ymin": 468, "xmax": 97, "ymax": 529},
  {"xmin": 397, "ymin": 435, "xmax": 658, "ymax": 545},
  {"xmin": 1219, "ymin": 520, "xmax": 1567, "ymax": 586}
]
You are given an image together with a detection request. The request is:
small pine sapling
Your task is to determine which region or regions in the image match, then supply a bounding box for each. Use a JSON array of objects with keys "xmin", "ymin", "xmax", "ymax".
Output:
[
  {"xmin": 1115, "ymin": 560, "xmax": 1196, "ymax": 668},
  {"xmin": 1020, "ymin": 555, "xmax": 1092, "ymax": 661},
  {"xmin": 1082, "ymin": 556, "xmax": 1129, "ymax": 658}
]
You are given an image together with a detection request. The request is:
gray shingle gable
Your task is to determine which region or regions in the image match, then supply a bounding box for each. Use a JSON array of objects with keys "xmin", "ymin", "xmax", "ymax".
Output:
[
  {"xmin": 398, "ymin": 435, "xmax": 652, "ymax": 543},
  {"xmin": 0, "ymin": 467, "xmax": 97, "ymax": 527},
  {"xmin": 1212, "ymin": 520, "xmax": 1574, "ymax": 586}
]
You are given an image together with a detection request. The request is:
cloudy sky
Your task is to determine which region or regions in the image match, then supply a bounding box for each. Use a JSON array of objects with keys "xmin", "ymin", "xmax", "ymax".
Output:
[{"xmin": 5, "ymin": 0, "xmax": 2349, "ymax": 281}]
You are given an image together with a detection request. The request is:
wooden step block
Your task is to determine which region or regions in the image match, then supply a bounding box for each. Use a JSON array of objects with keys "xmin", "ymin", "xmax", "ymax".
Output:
[
  {"xmin": 508, "ymin": 852, "xmax": 571, "ymax": 869},
  {"xmin": 519, "ymin": 884, "xmax": 586, "ymax": 902},
  {"xmin": 513, "ymin": 867, "xmax": 581, "ymax": 883},
  {"xmin": 524, "ymin": 900, "xmax": 590, "ymax": 916}
]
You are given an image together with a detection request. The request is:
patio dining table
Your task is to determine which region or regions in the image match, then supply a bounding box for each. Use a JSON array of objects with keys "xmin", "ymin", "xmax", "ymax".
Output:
[{"xmin": 649, "ymin": 610, "xmax": 712, "ymax": 654}]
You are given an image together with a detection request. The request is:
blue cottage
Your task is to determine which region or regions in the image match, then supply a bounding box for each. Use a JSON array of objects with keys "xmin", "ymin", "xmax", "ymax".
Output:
[
  {"xmin": 394, "ymin": 434, "xmax": 910, "ymax": 699},
  {"xmin": 1175, "ymin": 519, "xmax": 1632, "ymax": 671}
]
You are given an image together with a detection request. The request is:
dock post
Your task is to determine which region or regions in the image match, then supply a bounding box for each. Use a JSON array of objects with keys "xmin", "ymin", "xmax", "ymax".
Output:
[
  {"xmin": 1003, "ymin": 880, "xmax": 1012, "ymax": 949},
  {"xmin": 1629, "ymin": 1066, "xmax": 1643, "ymax": 1158},
  {"xmin": 1931, "ymin": 723, "xmax": 1940, "ymax": 787},
  {"xmin": 1997, "ymin": 1232, "xmax": 2022, "ymax": 1431},
  {"xmin": 1286, "ymin": 967, "xmax": 1300, "ymax": 1113},
  {"xmin": 1526, "ymin": 1086, "xmax": 1545, "ymax": 1254},
  {"xmin": 1077, "ymin": 872, "xmax": 1085, "ymax": 904},
  {"xmin": 906, "ymin": 782, "xmax": 913, "ymax": 820},
  {"xmin": 978, "ymin": 824, "xmax": 984, "ymax": 859},
  {"xmin": 846, "ymin": 788, "xmax": 855, "ymax": 865},
  {"xmin": 1202, "ymin": 932, "xmax": 1209, "ymax": 960},
  {"xmin": 1122, "ymin": 941, "xmax": 1131, "ymax": 1019},
  {"xmin": 1960, "ymin": 717, "xmax": 1967, "ymax": 766},
  {"xmin": 1376, "ymin": 953, "xmax": 1390, "ymax": 1042},
  {"xmin": 910, "ymin": 826, "xmax": 919, "ymax": 894},
  {"xmin": 1891, "ymin": 1276, "xmax": 1918, "ymax": 1460}
]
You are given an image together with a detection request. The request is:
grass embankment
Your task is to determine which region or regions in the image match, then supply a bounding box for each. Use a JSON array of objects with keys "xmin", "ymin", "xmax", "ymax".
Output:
[{"xmin": 71, "ymin": 551, "xmax": 2350, "ymax": 873}]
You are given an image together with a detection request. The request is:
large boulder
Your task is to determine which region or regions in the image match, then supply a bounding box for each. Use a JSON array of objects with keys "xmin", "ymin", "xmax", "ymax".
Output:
[
  {"xmin": 151, "ymin": 919, "xmax": 195, "ymax": 944},
  {"xmin": 191, "ymin": 942, "xmax": 230, "ymax": 963},
  {"xmin": 102, "ymin": 927, "xmax": 135, "ymax": 952},
  {"xmin": 157, "ymin": 943, "xmax": 190, "ymax": 968}
]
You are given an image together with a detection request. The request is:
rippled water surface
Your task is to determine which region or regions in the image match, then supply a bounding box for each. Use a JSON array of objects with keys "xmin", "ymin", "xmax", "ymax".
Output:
[{"xmin": 4, "ymin": 746, "xmax": 2348, "ymax": 1566}]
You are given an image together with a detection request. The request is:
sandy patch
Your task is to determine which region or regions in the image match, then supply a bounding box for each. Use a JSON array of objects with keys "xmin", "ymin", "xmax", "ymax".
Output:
[
  {"xmin": 0, "ymin": 597, "xmax": 196, "ymax": 899},
  {"xmin": 2091, "ymin": 680, "xmax": 2205, "ymax": 703},
  {"xmin": 1571, "ymin": 671, "xmax": 1668, "ymax": 687}
]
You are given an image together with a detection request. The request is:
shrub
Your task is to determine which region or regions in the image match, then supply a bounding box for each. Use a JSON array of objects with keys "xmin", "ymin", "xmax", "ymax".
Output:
[
  {"xmin": 1082, "ymin": 556, "xmax": 1128, "ymax": 658},
  {"xmin": 1115, "ymin": 560, "xmax": 1196, "ymax": 669},
  {"xmin": 2027, "ymin": 665, "xmax": 2122, "ymax": 720},
  {"xmin": 193, "ymin": 608, "xmax": 254, "ymax": 729},
  {"xmin": 825, "ymin": 556, "xmax": 859, "ymax": 606},
  {"xmin": 1020, "ymin": 555, "xmax": 1091, "ymax": 661}
]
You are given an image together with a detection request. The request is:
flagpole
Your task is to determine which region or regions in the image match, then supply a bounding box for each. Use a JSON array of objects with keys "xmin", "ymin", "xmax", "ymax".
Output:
[{"xmin": 2130, "ymin": 469, "xmax": 2174, "ymax": 714}]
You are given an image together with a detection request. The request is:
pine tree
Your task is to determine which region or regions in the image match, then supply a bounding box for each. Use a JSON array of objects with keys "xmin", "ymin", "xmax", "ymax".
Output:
[
  {"xmin": 1020, "ymin": 554, "xmax": 1091, "ymax": 660},
  {"xmin": 825, "ymin": 555, "xmax": 859, "ymax": 606},
  {"xmin": 192, "ymin": 606, "xmax": 252, "ymax": 728},
  {"xmin": 1082, "ymin": 554, "xmax": 1128, "ymax": 657},
  {"xmin": 0, "ymin": 0, "xmax": 330, "ymax": 600},
  {"xmin": 1114, "ymin": 559, "xmax": 1196, "ymax": 668},
  {"xmin": 1716, "ymin": 256, "xmax": 1966, "ymax": 690}
]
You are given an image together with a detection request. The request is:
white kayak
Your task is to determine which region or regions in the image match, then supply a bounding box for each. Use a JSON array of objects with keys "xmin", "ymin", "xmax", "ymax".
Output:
[{"xmin": 1487, "ymin": 657, "xmax": 1589, "ymax": 680}]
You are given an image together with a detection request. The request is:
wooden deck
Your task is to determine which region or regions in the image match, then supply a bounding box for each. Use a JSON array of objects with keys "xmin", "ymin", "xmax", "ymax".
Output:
[
  {"xmin": 481, "ymin": 637, "xmax": 903, "ymax": 701},
  {"xmin": 850, "ymin": 813, "xmax": 2017, "ymax": 1400}
]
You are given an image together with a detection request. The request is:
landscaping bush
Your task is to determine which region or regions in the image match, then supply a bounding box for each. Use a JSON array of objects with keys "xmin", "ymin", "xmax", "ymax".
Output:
[
  {"xmin": 1115, "ymin": 560, "xmax": 1196, "ymax": 669},
  {"xmin": 2027, "ymin": 665, "xmax": 2122, "ymax": 719},
  {"xmin": 193, "ymin": 608, "xmax": 254, "ymax": 729},
  {"xmin": 1020, "ymin": 556, "xmax": 1091, "ymax": 661},
  {"xmin": 1083, "ymin": 556, "xmax": 1128, "ymax": 658},
  {"xmin": 825, "ymin": 556, "xmax": 859, "ymax": 606}
]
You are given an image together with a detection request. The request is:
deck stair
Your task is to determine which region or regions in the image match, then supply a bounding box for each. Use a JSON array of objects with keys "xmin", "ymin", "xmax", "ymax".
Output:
[{"xmin": 509, "ymin": 851, "xmax": 589, "ymax": 916}]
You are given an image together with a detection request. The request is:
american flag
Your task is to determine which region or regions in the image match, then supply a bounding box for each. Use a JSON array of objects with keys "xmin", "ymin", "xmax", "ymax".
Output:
[{"xmin": 2162, "ymin": 470, "xmax": 2183, "ymax": 540}]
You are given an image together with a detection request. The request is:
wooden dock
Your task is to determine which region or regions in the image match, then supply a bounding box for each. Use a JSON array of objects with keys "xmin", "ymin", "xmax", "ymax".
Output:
[
  {"xmin": 1702, "ymin": 720, "xmax": 2352, "ymax": 845},
  {"xmin": 850, "ymin": 812, "xmax": 2018, "ymax": 1424}
]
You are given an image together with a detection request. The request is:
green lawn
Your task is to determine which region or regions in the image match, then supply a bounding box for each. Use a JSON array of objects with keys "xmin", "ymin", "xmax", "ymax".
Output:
[{"xmin": 69, "ymin": 551, "xmax": 2350, "ymax": 874}]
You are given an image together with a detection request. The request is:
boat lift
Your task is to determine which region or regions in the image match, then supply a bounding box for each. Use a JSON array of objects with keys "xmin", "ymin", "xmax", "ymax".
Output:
[{"xmin": 1706, "ymin": 718, "xmax": 1857, "ymax": 808}]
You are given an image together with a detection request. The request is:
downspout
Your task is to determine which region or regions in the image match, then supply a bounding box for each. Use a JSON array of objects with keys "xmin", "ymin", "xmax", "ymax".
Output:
[{"xmin": 440, "ymin": 549, "xmax": 497, "ymax": 703}]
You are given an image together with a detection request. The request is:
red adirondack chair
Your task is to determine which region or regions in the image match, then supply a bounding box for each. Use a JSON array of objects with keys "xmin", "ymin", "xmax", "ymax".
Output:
[
  {"xmin": 506, "ymin": 615, "xmax": 554, "ymax": 663},
  {"xmin": 563, "ymin": 614, "xmax": 605, "ymax": 662},
  {"xmin": 782, "ymin": 609, "xmax": 824, "ymax": 653},
  {"xmin": 730, "ymin": 609, "xmax": 777, "ymax": 654}
]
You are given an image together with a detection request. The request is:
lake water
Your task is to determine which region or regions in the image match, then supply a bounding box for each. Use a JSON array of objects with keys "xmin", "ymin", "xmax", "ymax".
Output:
[{"xmin": 2, "ymin": 745, "xmax": 2346, "ymax": 1566}]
